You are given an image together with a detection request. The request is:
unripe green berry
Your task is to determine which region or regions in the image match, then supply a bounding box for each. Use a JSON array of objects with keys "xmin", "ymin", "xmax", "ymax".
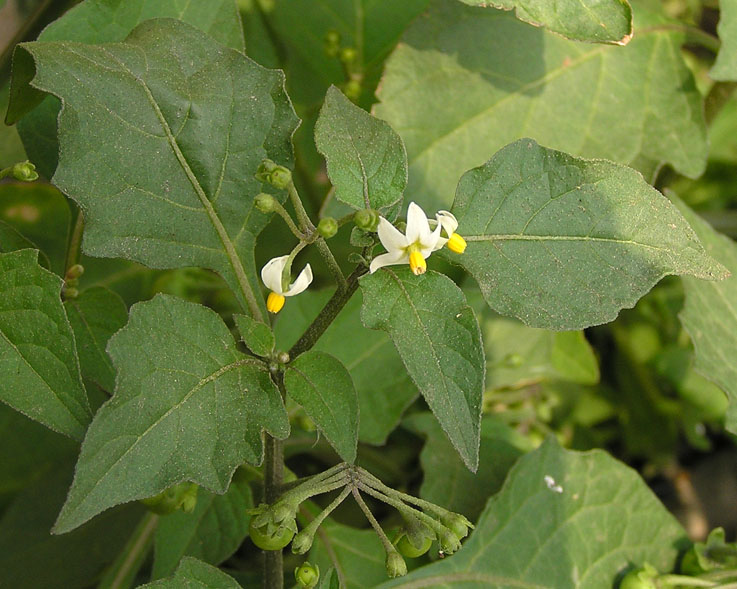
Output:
[
  {"xmin": 386, "ymin": 551, "xmax": 407, "ymax": 578},
  {"xmin": 354, "ymin": 209, "xmax": 379, "ymax": 232},
  {"xmin": 12, "ymin": 161, "xmax": 38, "ymax": 182},
  {"xmin": 269, "ymin": 166, "xmax": 292, "ymax": 190},
  {"xmin": 317, "ymin": 217, "xmax": 338, "ymax": 239},
  {"xmin": 619, "ymin": 567, "xmax": 658, "ymax": 589},
  {"xmin": 295, "ymin": 562, "xmax": 320, "ymax": 588},
  {"xmin": 339, "ymin": 47, "xmax": 357, "ymax": 64},
  {"xmin": 291, "ymin": 529, "xmax": 314, "ymax": 555},
  {"xmin": 255, "ymin": 193, "xmax": 277, "ymax": 213},
  {"xmin": 344, "ymin": 79, "xmax": 362, "ymax": 101}
]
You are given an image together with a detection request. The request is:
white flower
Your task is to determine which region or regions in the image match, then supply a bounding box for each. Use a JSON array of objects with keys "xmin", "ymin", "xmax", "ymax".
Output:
[
  {"xmin": 434, "ymin": 210, "xmax": 467, "ymax": 254},
  {"xmin": 261, "ymin": 255, "xmax": 313, "ymax": 313},
  {"xmin": 369, "ymin": 202, "xmax": 442, "ymax": 275}
]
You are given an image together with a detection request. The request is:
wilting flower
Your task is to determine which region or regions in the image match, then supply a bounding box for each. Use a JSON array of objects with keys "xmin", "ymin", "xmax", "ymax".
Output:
[
  {"xmin": 261, "ymin": 255, "xmax": 313, "ymax": 313},
  {"xmin": 369, "ymin": 202, "xmax": 442, "ymax": 275},
  {"xmin": 434, "ymin": 211, "xmax": 467, "ymax": 254}
]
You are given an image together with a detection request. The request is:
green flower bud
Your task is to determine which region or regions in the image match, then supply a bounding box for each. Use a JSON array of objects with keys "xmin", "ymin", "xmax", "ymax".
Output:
[
  {"xmin": 317, "ymin": 217, "xmax": 338, "ymax": 239},
  {"xmin": 438, "ymin": 530, "xmax": 461, "ymax": 555},
  {"xmin": 255, "ymin": 159, "xmax": 277, "ymax": 183},
  {"xmin": 344, "ymin": 79, "xmax": 362, "ymax": 101},
  {"xmin": 354, "ymin": 209, "xmax": 379, "ymax": 232},
  {"xmin": 441, "ymin": 513, "xmax": 473, "ymax": 540},
  {"xmin": 386, "ymin": 551, "xmax": 407, "ymax": 578},
  {"xmin": 276, "ymin": 350, "xmax": 290, "ymax": 365},
  {"xmin": 180, "ymin": 484, "xmax": 199, "ymax": 514},
  {"xmin": 291, "ymin": 529, "xmax": 315, "ymax": 555},
  {"xmin": 324, "ymin": 30, "xmax": 341, "ymax": 57},
  {"xmin": 255, "ymin": 193, "xmax": 277, "ymax": 213},
  {"xmin": 66, "ymin": 264, "xmax": 85, "ymax": 280},
  {"xmin": 295, "ymin": 562, "xmax": 320, "ymax": 588},
  {"xmin": 12, "ymin": 161, "xmax": 38, "ymax": 182},
  {"xmin": 339, "ymin": 47, "xmax": 357, "ymax": 64},
  {"xmin": 64, "ymin": 287, "xmax": 79, "ymax": 300},
  {"xmin": 269, "ymin": 166, "xmax": 292, "ymax": 190}
]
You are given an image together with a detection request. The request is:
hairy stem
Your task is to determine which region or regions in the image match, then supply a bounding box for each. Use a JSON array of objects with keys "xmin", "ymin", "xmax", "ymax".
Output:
[
  {"xmin": 352, "ymin": 487, "xmax": 396, "ymax": 556},
  {"xmin": 288, "ymin": 181, "xmax": 315, "ymax": 233},
  {"xmin": 272, "ymin": 199, "xmax": 307, "ymax": 239},
  {"xmin": 263, "ymin": 431, "xmax": 284, "ymax": 589},
  {"xmin": 65, "ymin": 208, "xmax": 85, "ymax": 276},
  {"xmin": 97, "ymin": 511, "xmax": 159, "ymax": 589},
  {"xmin": 315, "ymin": 238, "xmax": 348, "ymax": 291}
]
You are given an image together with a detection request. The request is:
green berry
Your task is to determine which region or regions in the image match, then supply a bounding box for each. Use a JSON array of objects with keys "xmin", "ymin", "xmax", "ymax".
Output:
[
  {"xmin": 396, "ymin": 534, "xmax": 432, "ymax": 558},
  {"xmin": 295, "ymin": 562, "xmax": 320, "ymax": 588},
  {"xmin": 344, "ymin": 79, "xmax": 362, "ymax": 101},
  {"xmin": 317, "ymin": 217, "xmax": 338, "ymax": 239},
  {"xmin": 339, "ymin": 47, "xmax": 357, "ymax": 64},
  {"xmin": 248, "ymin": 518, "xmax": 295, "ymax": 551},
  {"xmin": 255, "ymin": 193, "xmax": 277, "ymax": 213},
  {"xmin": 619, "ymin": 565, "xmax": 658, "ymax": 589},
  {"xmin": 269, "ymin": 166, "xmax": 292, "ymax": 189}
]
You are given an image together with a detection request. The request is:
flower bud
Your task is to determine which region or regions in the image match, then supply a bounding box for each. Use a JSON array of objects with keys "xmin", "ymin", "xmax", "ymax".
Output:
[
  {"xmin": 295, "ymin": 562, "xmax": 320, "ymax": 588},
  {"xmin": 255, "ymin": 193, "xmax": 277, "ymax": 213},
  {"xmin": 66, "ymin": 264, "xmax": 85, "ymax": 280},
  {"xmin": 354, "ymin": 209, "xmax": 379, "ymax": 232},
  {"xmin": 276, "ymin": 350, "xmax": 290, "ymax": 365},
  {"xmin": 291, "ymin": 529, "xmax": 315, "ymax": 555},
  {"xmin": 619, "ymin": 565, "xmax": 658, "ymax": 589},
  {"xmin": 386, "ymin": 551, "xmax": 407, "ymax": 578},
  {"xmin": 317, "ymin": 217, "xmax": 338, "ymax": 239},
  {"xmin": 324, "ymin": 30, "xmax": 340, "ymax": 57},
  {"xmin": 12, "ymin": 161, "xmax": 38, "ymax": 182},
  {"xmin": 344, "ymin": 79, "xmax": 361, "ymax": 101},
  {"xmin": 269, "ymin": 166, "xmax": 292, "ymax": 190},
  {"xmin": 339, "ymin": 47, "xmax": 357, "ymax": 64},
  {"xmin": 180, "ymin": 484, "xmax": 199, "ymax": 513},
  {"xmin": 64, "ymin": 287, "xmax": 79, "ymax": 300},
  {"xmin": 438, "ymin": 530, "xmax": 461, "ymax": 555}
]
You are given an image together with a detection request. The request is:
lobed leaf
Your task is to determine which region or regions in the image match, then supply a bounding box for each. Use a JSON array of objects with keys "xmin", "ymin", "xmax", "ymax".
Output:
[
  {"xmin": 374, "ymin": 0, "xmax": 707, "ymax": 211},
  {"xmin": 457, "ymin": 0, "xmax": 633, "ymax": 44},
  {"xmin": 0, "ymin": 249, "xmax": 90, "ymax": 439},
  {"xmin": 360, "ymin": 268, "xmax": 484, "ymax": 471},
  {"xmin": 9, "ymin": 19, "xmax": 298, "ymax": 317},
  {"xmin": 54, "ymin": 294, "xmax": 288, "ymax": 534},
  {"xmin": 448, "ymin": 139, "xmax": 726, "ymax": 330},
  {"xmin": 285, "ymin": 350, "xmax": 359, "ymax": 463},
  {"xmin": 378, "ymin": 438, "xmax": 687, "ymax": 588}
]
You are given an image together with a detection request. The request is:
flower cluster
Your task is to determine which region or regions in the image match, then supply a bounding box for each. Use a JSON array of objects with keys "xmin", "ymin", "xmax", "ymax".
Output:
[{"xmin": 260, "ymin": 202, "xmax": 466, "ymax": 313}]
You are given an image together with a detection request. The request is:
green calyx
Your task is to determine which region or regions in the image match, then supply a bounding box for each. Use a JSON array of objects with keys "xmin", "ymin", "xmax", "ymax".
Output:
[
  {"xmin": 140, "ymin": 482, "xmax": 198, "ymax": 515},
  {"xmin": 291, "ymin": 529, "xmax": 315, "ymax": 555},
  {"xmin": 12, "ymin": 161, "xmax": 38, "ymax": 182},
  {"xmin": 255, "ymin": 159, "xmax": 292, "ymax": 189},
  {"xmin": 619, "ymin": 564, "xmax": 658, "ymax": 589},
  {"xmin": 386, "ymin": 551, "xmax": 408, "ymax": 578},
  {"xmin": 295, "ymin": 562, "xmax": 320, "ymax": 588},
  {"xmin": 317, "ymin": 217, "xmax": 339, "ymax": 239},
  {"xmin": 354, "ymin": 209, "xmax": 379, "ymax": 232}
]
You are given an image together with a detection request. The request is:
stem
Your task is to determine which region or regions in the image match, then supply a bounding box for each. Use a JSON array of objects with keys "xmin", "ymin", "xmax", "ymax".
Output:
[
  {"xmin": 262, "ymin": 432, "xmax": 283, "ymax": 589},
  {"xmin": 97, "ymin": 511, "xmax": 159, "ymax": 589},
  {"xmin": 287, "ymin": 181, "xmax": 315, "ymax": 233},
  {"xmin": 272, "ymin": 199, "xmax": 307, "ymax": 239},
  {"xmin": 301, "ymin": 486, "xmax": 351, "ymax": 535},
  {"xmin": 657, "ymin": 575, "xmax": 717, "ymax": 587},
  {"xmin": 289, "ymin": 266, "xmax": 367, "ymax": 358},
  {"xmin": 281, "ymin": 471, "xmax": 350, "ymax": 505},
  {"xmin": 358, "ymin": 467, "xmax": 449, "ymax": 519},
  {"xmin": 352, "ymin": 487, "xmax": 396, "ymax": 556},
  {"xmin": 279, "ymin": 463, "xmax": 348, "ymax": 494},
  {"xmin": 65, "ymin": 208, "xmax": 85, "ymax": 276},
  {"xmin": 315, "ymin": 238, "xmax": 347, "ymax": 291}
]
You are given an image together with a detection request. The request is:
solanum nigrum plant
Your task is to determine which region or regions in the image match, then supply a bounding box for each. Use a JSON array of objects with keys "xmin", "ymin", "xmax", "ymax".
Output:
[{"xmin": 1, "ymin": 0, "xmax": 737, "ymax": 587}]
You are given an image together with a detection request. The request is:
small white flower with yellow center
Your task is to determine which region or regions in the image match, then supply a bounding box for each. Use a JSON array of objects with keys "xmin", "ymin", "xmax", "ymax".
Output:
[
  {"xmin": 261, "ymin": 255, "xmax": 313, "ymax": 314},
  {"xmin": 434, "ymin": 210, "xmax": 467, "ymax": 254},
  {"xmin": 369, "ymin": 202, "xmax": 442, "ymax": 276}
]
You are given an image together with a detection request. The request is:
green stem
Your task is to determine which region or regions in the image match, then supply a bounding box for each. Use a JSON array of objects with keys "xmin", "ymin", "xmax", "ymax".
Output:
[
  {"xmin": 65, "ymin": 208, "xmax": 85, "ymax": 277},
  {"xmin": 289, "ymin": 266, "xmax": 367, "ymax": 358},
  {"xmin": 301, "ymin": 486, "xmax": 351, "ymax": 536},
  {"xmin": 281, "ymin": 471, "xmax": 350, "ymax": 505},
  {"xmin": 272, "ymin": 199, "xmax": 307, "ymax": 239},
  {"xmin": 358, "ymin": 467, "xmax": 449, "ymax": 519},
  {"xmin": 279, "ymin": 463, "xmax": 348, "ymax": 494},
  {"xmin": 315, "ymin": 238, "xmax": 347, "ymax": 291},
  {"xmin": 658, "ymin": 575, "xmax": 717, "ymax": 587},
  {"xmin": 287, "ymin": 181, "xmax": 315, "ymax": 233},
  {"xmin": 97, "ymin": 511, "xmax": 159, "ymax": 589},
  {"xmin": 351, "ymin": 487, "xmax": 396, "ymax": 556},
  {"xmin": 263, "ymin": 432, "xmax": 283, "ymax": 589}
]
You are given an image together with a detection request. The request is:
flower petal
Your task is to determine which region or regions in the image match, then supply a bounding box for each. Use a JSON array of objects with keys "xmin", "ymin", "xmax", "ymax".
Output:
[
  {"xmin": 377, "ymin": 217, "xmax": 408, "ymax": 252},
  {"xmin": 261, "ymin": 255, "xmax": 289, "ymax": 294},
  {"xmin": 369, "ymin": 250, "xmax": 408, "ymax": 274},
  {"xmin": 436, "ymin": 211, "xmax": 458, "ymax": 236},
  {"xmin": 420, "ymin": 220, "xmax": 443, "ymax": 257},
  {"xmin": 406, "ymin": 202, "xmax": 432, "ymax": 244},
  {"xmin": 285, "ymin": 263, "xmax": 313, "ymax": 297}
]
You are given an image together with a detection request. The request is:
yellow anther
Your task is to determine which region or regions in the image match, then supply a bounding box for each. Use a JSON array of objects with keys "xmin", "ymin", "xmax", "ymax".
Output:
[
  {"xmin": 409, "ymin": 251, "xmax": 427, "ymax": 275},
  {"xmin": 266, "ymin": 292, "xmax": 286, "ymax": 313},
  {"xmin": 446, "ymin": 233, "xmax": 467, "ymax": 254}
]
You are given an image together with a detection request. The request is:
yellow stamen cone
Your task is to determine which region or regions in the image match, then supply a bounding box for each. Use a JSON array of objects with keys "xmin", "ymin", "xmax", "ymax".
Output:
[
  {"xmin": 409, "ymin": 251, "xmax": 427, "ymax": 275},
  {"xmin": 447, "ymin": 233, "xmax": 467, "ymax": 254},
  {"xmin": 266, "ymin": 292, "xmax": 286, "ymax": 313}
]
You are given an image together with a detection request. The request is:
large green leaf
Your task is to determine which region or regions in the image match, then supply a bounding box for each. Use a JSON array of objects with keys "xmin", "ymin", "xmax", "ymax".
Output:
[
  {"xmin": 378, "ymin": 439, "xmax": 687, "ymax": 588},
  {"xmin": 448, "ymin": 139, "xmax": 725, "ymax": 330},
  {"xmin": 360, "ymin": 268, "xmax": 484, "ymax": 471},
  {"xmin": 404, "ymin": 412, "xmax": 530, "ymax": 521},
  {"xmin": 9, "ymin": 19, "xmax": 298, "ymax": 317},
  {"xmin": 152, "ymin": 471, "xmax": 253, "ymax": 579},
  {"xmin": 285, "ymin": 350, "xmax": 359, "ymax": 463},
  {"xmin": 315, "ymin": 86, "xmax": 407, "ymax": 211},
  {"xmin": 13, "ymin": 0, "xmax": 245, "ymax": 179},
  {"xmin": 458, "ymin": 0, "xmax": 633, "ymax": 44},
  {"xmin": 53, "ymin": 295, "xmax": 288, "ymax": 534},
  {"xmin": 374, "ymin": 0, "xmax": 707, "ymax": 210},
  {"xmin": 0, "ymin": 249, "xmax": 90, "ymax": 440},
  {"xmin": 675, "ymin": 197, "xmax": 737, "ymax": 435},
  {"xmin": 65, "ymin": 287, "xmax": 128, "ymax": 393},
  {"xmin": 142, "ymin": 557, "xmax": 242, "ymax": 589},
  {"xmin": 712, "ymin": 0, "xmax": 737, "ymax": 81},
  {"xmin": 274, "ymin": 290, "xmax": 418, "ymax": 445}
]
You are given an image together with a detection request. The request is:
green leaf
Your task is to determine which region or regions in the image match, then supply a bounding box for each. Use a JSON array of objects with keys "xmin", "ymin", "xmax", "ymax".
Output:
[
  {"xmin": 141, "ymin": 557, "xmax": 242, "ymax": 589},
  {"xmin": 404, "ymin": 412, "xmax": 530, "ymax": 521},
  {"xmin": 360, "ymin": 268, "xmax": 484, "ymax": 471},
  {"xmin": 448, "ymin": 139, "xmax": 726, "ymax": 330},
  {"xmin": 54, "ymin": 294, "xmax": 288, "ymax": 534},
  {"xmin": 234, "ymin": 313, "xmax": 274, "ymax": 357},
  {"xmin": 0, "ymin": 183, "xmax": 70, "ymax": 275},
  {"xmin": 13, "ymin": 0, "xmax": 245, "ymax": 179},
  {"xmin": 457, "ymin": 0, "xmax": 633, "ymax": 44},
  {"xmin": 10, "ymin": 19, "xmax": 299, "ymax": 317},
  {"xmin": 374, "ymin": 1, "xmax": 707, "ymax": 210},
  {"xmin": 315, "ymin": 86, "xmax": 407, "ymax": 211},
  {"xmin": 0, "ymin": 220, "xmax": 50, "ymax": 268},
  {"xmin": 0, "ymin": 462, "xmax": 146, "ymax": 589},
  {"xmin": 712, "ymin": 0, "xmax": 737, "ymax": 80},
  {"xmin": 0, "ymin": 249, "xmax": 90, "ymax": 439},
  {"xmin": 274, "ymin": 290, "xmax": 418, "ymax": 445},
  {"xmin": 285, "ymin": 350, "xmax": 359, "ymax": 463},
  {"xmin": 675, "ymin": 197, "xmax": 737, "ymax": 435},
  {"xmin": 65, "ymin": 287, "xmax": 128, "ymax": 393},
  {"xmin": 377, "ymin": 439, "xmax": 687, "ymax": 588},
  {"xmin": 152, "ymin": 471, "xmax": 253, "ymax": 579}
]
